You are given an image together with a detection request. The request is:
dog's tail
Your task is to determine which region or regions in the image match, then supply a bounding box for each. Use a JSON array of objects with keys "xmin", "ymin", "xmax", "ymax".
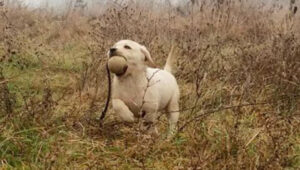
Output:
[{"xmin": 164, "ymin": 45, "xmax": 175, "ymax": 73}]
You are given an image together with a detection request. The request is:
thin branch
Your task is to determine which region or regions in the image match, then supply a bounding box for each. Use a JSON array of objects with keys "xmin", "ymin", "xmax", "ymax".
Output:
[
  {"xmin": 0, "ymin": 74, "xmax": 21, "ymax": 84},
  {"xmin": 178, "ymin": 101, "xmax": 273, "ymax": 132},
  {"xmin": 167, "ymin": 94, "xmax": 300, "ymax": 114},
  {"xmin": 138, "ymin": 69, "xmax": 161, "ymax": 117}
]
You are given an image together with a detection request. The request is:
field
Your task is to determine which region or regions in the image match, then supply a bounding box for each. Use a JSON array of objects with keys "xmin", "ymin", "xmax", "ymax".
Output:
[{"xmin": 0, "ymin": 0, "xmax": 300, "ymax": 169}]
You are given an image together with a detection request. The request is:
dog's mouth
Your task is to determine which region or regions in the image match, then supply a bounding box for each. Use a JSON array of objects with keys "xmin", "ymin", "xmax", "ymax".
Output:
[
  {"xmin": 107, "ymin": 54, "xmax": 128, "ymax": 77},
  {"xmin": 115, "ymin": 65, "xmax": 128, "ymax": 77}
]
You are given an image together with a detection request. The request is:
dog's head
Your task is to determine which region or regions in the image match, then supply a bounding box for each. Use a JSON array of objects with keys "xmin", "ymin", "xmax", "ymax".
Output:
[{"xmin": 108, "ymin": 40, "xmax": 156, "ymax": 74}]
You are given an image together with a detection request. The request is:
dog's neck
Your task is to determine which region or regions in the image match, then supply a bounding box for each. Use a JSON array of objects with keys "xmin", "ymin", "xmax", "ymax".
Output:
[{"xmin": 116, "ymin": 63, "xmax": 147, "ymax": 83}]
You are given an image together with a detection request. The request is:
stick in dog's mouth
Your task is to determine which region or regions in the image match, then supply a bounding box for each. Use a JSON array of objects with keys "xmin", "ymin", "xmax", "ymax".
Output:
[{"xmin": 100, "ymin": 63, "xmax": 112, "ymax": 123}]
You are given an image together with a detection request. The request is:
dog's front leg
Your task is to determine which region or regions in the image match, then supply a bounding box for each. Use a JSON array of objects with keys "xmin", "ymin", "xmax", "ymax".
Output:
[{"xmin": 112, "ymin": 99, "xmax": 135, "ymax": 122}]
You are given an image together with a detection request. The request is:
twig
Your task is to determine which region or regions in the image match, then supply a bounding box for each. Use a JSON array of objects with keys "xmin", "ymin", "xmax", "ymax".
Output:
[
  {"xmin": 167, "ymin": 94, "xmax": 300, "ymax": 114},
  {"xmin": 178, "ymin": 101, "xmax": 271, "ymax": 132},
  {"xmin": 245, "ymin": 128, "xmax": 262, "ymax": 147},
  {"xmin": 153, "ymin": 93, "xmax": 300, "ymax": 133},
  {"xmin": 138, "ymin": 69, "xmax": 161, "ymax": 117},
  {"xmin": 0, "ymin": 74, "xmax": 21, "ymax": 84},
  {"xmin": 137, "ymin": 70, "xmax": 161, "ymax": 136},
  {"xmin": 0, "ymin": 79, "xmax": 9, "ymax": 84},
  {"xmin": 99, "ymin": 63, "xmax": 112, "ymax": 122}
]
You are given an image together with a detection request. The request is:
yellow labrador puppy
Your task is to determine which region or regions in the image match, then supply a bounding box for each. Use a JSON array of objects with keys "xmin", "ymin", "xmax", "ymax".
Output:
[{"xmin": 108, "ymin": 40, "xmax": 179, "ymax": 137}]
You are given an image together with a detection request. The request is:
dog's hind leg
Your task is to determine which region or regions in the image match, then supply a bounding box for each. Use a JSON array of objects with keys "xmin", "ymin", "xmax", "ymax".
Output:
[
  {"xmin": 166, "ymin": 95, "xmax": 180, "ymax": 138},
  {"xmin": 112, "ymin": 99, "xmax": 135, "ymax": 122}
]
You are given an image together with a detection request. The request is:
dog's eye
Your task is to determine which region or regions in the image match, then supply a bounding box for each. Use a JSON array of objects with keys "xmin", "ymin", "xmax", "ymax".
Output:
[{"xmin": 124, "ymin": 45, "xmax": 131, "ymax": 49}]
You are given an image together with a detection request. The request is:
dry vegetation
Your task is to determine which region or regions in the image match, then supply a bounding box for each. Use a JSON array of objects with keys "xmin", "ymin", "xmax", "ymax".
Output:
[{"xmin": 0, "ymin": 0, "xmax": 300, "ymax": 169}]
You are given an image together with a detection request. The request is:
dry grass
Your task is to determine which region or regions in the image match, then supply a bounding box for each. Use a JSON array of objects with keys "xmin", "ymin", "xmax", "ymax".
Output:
[{"xmin": 0, "ymin": 0, "xmax": 300, "ymax": 169}]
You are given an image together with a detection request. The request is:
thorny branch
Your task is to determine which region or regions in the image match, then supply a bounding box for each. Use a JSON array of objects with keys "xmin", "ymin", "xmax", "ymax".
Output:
[
  {"xmin": 177, "ymin": 101, "xmax": 271, "ymax": 132},
  {"xmin": 138, "ymin": 69, "xmax": 161, "ymax": 118},
  {"xmin": 136, "ymin": 69, "xmax": 160, "ymax": 134},
  {"xmin": 150, "ymin": 94, "xmax": 300, "ymax": 133}
]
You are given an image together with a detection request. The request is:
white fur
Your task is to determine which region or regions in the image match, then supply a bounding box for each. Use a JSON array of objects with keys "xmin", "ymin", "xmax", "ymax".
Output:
[{"xmin": 108, "ymin": 40, "xmax": 180, "ymax": 137}]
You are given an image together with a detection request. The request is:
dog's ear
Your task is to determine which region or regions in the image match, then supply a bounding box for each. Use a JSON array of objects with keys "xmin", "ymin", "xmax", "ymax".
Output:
[{"xmin": 140, "ymin": 45, "xmax": 156, "ymax": 68}]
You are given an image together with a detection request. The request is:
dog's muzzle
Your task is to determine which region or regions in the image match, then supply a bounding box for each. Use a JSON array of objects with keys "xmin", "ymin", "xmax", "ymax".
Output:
[{"xmin": 109, "ymin": 48, "xmax": 118, "ymax": 57}]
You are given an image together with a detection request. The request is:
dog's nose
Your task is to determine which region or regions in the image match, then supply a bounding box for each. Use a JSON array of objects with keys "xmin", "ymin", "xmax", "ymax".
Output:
[{"xmin": 110, "ymin": 48, "xmax": 117, "ymax": 53}]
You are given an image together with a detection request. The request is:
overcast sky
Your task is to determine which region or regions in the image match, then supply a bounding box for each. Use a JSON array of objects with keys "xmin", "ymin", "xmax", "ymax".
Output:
[
  {"xmin": 17, "ymin": 0, "xmax": 295, "ymax": 11},
  {"xmin": 21, "ymin": 0, "xmax": 195, "ymax": 8},
  {"xmin": 18, "ymin": 0, "xmax": 194, "ymax": 14}
]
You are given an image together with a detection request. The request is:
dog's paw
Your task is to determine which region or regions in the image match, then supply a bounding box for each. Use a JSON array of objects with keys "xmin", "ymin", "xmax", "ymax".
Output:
[
  {"xmin": 139, "ymin": 121, "xmax": 159, "ymax": 137},
  {"xmin": 165, "ymin": 127, "xmax": 178, "ymax": 141}
]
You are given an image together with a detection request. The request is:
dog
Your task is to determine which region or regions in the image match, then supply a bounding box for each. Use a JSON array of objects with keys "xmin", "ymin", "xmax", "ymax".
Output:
[{"xmin": 108, "ymin": 40, "xmax": 180, "ymax": 137}]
